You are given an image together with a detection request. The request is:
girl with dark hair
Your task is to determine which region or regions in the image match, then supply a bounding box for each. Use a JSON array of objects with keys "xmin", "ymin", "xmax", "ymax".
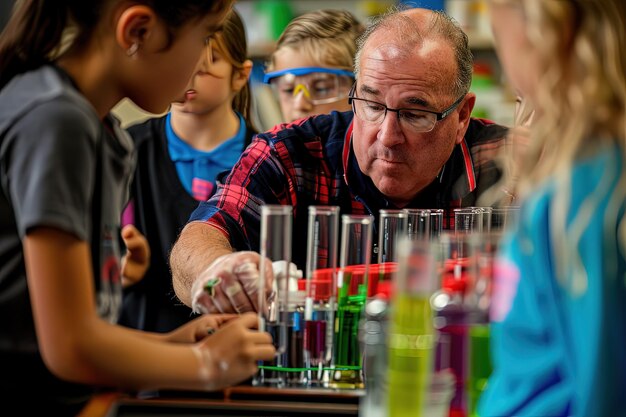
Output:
[
  {"xmin": 0, "ymin": 1, "xmax": 274, "ymax": 414},
  {"xmin": 119, "ymin": 9, "xmax": 258, "ymax": 333}
]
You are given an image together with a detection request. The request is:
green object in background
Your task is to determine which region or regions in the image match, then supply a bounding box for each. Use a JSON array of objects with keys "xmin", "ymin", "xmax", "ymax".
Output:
[
  {"xmin": 470, "ymin": 72, "xmax": 493, "ymax": 119},
  {"xmin": 468, "ymin": 324, "xmax": 492, "ymax": 416},
  {"xmin": 254, "ymin": 0, "xmax": 294, "ymax": 41}
]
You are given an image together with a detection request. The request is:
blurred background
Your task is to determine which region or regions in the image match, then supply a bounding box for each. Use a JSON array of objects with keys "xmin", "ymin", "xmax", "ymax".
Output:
[{"xmin": 0, "ymin": 0, "xmax": 515, "ymax": 131}]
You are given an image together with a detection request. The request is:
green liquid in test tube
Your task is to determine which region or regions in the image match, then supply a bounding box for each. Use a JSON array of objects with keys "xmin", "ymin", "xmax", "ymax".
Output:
[
  {"xmin": 331, "ymin": 214, "xmax": 373, "ymax": 389},
  {"xmin": 468, "ymin": 324, "xmax": 491, "ymax": 416},
  {"xmin": 388, "ymin": 238, "xmax": 436, "ymax": 417}
]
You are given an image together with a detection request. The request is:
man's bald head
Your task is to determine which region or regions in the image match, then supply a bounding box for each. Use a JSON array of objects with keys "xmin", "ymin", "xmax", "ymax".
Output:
[{"xmin": 354, "ymin": 6, "xmax": 473, "ymax": 98}]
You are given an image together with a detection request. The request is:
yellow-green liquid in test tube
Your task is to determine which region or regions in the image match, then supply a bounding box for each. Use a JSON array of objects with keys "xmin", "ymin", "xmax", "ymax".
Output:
[{"xmin": 388, "ymin": 238, "xmax": 436, "ymax": 417}]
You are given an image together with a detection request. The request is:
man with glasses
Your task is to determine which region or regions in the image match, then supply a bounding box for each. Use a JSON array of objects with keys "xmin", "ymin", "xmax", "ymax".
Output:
[{"xmin": 170, "ymin": 7, "xmax": 510, "ymax": 315}]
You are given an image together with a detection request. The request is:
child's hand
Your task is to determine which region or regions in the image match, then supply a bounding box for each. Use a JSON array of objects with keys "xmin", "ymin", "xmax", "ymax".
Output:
[
  {"xmin": 120, "ymin": 225, "xmax": 150, "ymax": 287},
  {"xmin": 192, "ymin": 313, "xmax": 275, "ymax": 390}
]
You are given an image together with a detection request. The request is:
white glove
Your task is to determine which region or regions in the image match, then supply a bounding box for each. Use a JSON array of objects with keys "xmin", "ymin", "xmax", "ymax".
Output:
[
  {"xmin": 191, "ymin": 253, "xmax": 302, "ymax": 315},
  {"xmin": 191, "ymin": 251, "xmax": 270, "ymax": 314}
]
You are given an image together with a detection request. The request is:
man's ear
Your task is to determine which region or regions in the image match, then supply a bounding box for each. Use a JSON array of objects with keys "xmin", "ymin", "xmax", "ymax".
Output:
[
  {"xmin": 231, "ymin": 59, "xmax": 253, "ymax": 93},
  {"xmin": 455, "ymin": 93, "xmax": 476, "ymax": 144},
  {"xmin": 114, "ymin": 5, "xmax": 158, "ymax": 55}
]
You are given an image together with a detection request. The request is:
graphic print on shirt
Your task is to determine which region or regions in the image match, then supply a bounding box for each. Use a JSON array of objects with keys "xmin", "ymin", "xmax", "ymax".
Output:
[
  {"xmin": 98, "ymin": 225, "xmax": 123, "ymax": 323},
  {"xmin": 192, "ymin": 177, "xmax": 215, "ymax": 201}
]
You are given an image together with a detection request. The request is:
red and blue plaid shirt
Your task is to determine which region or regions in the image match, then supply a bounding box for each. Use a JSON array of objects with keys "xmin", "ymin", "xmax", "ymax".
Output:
[{"xmin": 189, "ymin": 111, "xmax": 508, "ymax": 269}]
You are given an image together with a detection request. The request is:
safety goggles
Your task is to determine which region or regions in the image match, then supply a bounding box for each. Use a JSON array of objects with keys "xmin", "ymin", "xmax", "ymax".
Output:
[{"xmin": 263, "ymin": 67, "xmax": 355, "ymax": 105}]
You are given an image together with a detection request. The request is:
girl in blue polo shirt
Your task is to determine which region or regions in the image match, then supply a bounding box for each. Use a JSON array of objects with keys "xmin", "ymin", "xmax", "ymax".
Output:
[{"xmin": 119, "ymin": 9, "xmax": 258, "ymax": 333}]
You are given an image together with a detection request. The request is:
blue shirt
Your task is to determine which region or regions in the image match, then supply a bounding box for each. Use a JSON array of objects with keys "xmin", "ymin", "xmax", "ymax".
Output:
[
  {"xmin": 167, "ymin": 111, "xmax": 246, "ymax": 201},
  {"xmin": 479, "ymin": 144, "xmax": 626, "ymax": 416}
]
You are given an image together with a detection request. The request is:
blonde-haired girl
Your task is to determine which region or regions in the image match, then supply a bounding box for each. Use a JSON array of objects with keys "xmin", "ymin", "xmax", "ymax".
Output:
[
  {"xmin": 480, "ymin": 0, "xmax": 626, "ymax": 415},
  {"xmin": 263, "ymin": 9, "xmax": 364, "ymax": 123}
]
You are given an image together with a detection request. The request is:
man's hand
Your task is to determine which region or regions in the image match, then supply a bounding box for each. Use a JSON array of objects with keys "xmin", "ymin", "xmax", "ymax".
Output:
[
  {"xmin": 120, "ymin": 225, "xmax": 150, "ymax": 287},
  {"xmin": 191, "ymin": 251, "xmax": 274, "ymax": 314}
]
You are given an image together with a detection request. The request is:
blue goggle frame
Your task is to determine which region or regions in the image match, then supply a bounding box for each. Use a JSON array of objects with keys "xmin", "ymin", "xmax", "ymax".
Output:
[{"xmin": 263, "ymin": 66, "xmax": 355, "ymax": 84}]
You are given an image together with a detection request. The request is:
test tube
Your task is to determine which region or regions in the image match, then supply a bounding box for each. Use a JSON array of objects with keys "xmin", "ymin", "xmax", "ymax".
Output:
[
  {"xmin": 480, "ymin": 207, "xmax": 493, "ymax": 234},
  {"xmin": 454, "ymin": 207, "xmax": 485, "ymax": 234},
  {"xmin": 491, "ymin": 206, "xmax": 520, "ymax": 231},
  {"xmin": 430, "ymin": 209, "xmax": 444, "ymax": 238},
  {"xmin": 403, "ymin": 208, "xmax": 432, "ymax": 241},
  {"xmin": 430, "ymin": 231, "xmax": 480, "ymax": 416},
  {"xmin": 374, "ymin": 210, "xmax": 407, "ymax": 296},
  {"xmin": 331, "ymin": 214, "xmax": 373, "ymax": 389},
  {"xmin": 468, "ymin": 232, "xmax": 502, "ymax": 416},
  {"xmin": 377, "ymin": 209, "xmax": 408, "ymax": 264},
  {"xmin": 255, "ymin": 205, "xmax": 293, "ymax": 387},
  {"xmin": 304, "ymin": 205, "xmax": 340, "ymax": 387},
  {"xmin": 388, "ymin": 236, "xmax": 437, "ymax": 417}
]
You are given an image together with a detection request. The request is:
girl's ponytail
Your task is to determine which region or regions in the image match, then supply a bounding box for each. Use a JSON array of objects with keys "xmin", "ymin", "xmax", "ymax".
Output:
[
  {"xmin": 233, "ymin": 83, "xmax": 251, "ymax": 122},
  {"xmin": 0, "ymin": 0, "xmax": 68, "ymax": 90}
]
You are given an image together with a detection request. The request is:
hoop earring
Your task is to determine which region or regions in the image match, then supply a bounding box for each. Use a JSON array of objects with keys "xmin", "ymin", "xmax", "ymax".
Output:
[{"xmin": 126, "ymin": 42, "xmax": 139, "ymax": 57}]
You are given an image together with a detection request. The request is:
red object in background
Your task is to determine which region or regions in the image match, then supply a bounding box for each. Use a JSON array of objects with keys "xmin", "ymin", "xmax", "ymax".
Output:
[
  {"xmin": 306, "ymin": 269, "xmax": 334, "ymax": 301},
  {"xmin": 307, "ymin": 262, "xmax": 399, "ymax": 299},
  {"xmin": 441, "ymin": 258, "xmax": 472, "ymax": 296}
]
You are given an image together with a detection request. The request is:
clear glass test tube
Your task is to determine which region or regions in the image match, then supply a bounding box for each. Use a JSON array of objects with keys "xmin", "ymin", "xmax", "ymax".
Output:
[
  {"xmin": 404, "ymin": 208, "xmax": 432, "ymax": 241},
  {"xmin": 255, "ymin": 205, "xmax": 293, "ymax": 387},
  {"xmin": 377, "ymin": 209, "xmax": 408, "ymax": 264},
  {"xmin": 304, "ymin": 205, "xmax": 340, "ymax": 386},
  {"xmin": 374, "ymin": 209, "xmax": 406, "ymax": 297},
  {"xmin": 454, "ymin": 207, "xmax": 484, "ymax": 234},
  {"xmin": 490, "ymin": 206, "xmax": 520, "ymax": 231},
  {"xmin": 331, "ymin": 214, "xmax": 373, "ymax": 389},
  {"xmin": 430, "ymin": 209, "xmax": 444, "ymax": 238},
  {"xmin": 476, "ymin": 206, "xmax": 493, "ymax": 235}
]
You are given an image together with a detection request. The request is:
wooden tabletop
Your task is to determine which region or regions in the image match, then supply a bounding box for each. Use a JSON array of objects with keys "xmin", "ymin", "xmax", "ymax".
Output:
[{"xmin": 78, "ymin": 385, "xmax": 363, "ymax": 417}]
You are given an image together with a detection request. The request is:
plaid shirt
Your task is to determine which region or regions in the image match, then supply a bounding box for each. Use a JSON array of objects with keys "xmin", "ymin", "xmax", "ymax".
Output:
[{"xmin": 189, "ymin": 111, "xmax": 508, "ymax": 269}]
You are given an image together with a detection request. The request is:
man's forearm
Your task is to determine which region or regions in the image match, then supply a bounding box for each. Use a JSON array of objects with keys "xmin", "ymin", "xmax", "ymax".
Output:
[{"xmin": 170, "ymin": 222, "xmax": 234, "ymax": 307}]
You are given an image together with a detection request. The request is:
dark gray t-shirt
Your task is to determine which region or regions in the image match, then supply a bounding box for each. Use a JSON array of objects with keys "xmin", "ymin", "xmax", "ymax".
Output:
[{"xmin": 0, "ymin": 65, "xmax": 134, "ymax": 411}]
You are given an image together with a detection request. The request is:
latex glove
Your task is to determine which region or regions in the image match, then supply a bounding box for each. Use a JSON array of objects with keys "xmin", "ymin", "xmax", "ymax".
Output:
[
  {"xmin": 192, "ymin": 313, "xmax": 276, "ymax": 390},
  {"xmin": 271, "ymin": 260, "xmax": 302, "ymax": 292},
  {"xmin": 120, "ymin": 224, "xmax": 150, "ymax": 287},
  {"xmin": 191, "ymin": 251, "xmax": 273, "ymax": 314},
  {"xmin": 164, "ymin": 314, "xmax": 238, "ymax": 343}
]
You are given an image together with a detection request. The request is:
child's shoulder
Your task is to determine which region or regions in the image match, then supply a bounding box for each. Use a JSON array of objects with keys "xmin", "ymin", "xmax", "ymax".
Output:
[{"xmin": 0, "ymin": 65, "xmax": 96, "ymax": 132}]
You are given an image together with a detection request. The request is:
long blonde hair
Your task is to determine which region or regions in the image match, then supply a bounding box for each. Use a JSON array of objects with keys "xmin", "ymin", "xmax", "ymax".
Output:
[
  {"xmin": 504, "ymin": 0, "xmax": 626, "ymax": 295},
  {"xmin": 515, "ymin": 0, "xmax": 626, "ymax": 196}
]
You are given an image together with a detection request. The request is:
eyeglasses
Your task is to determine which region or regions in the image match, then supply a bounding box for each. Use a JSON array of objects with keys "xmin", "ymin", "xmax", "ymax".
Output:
[
  {"xmin": 348, "ymin": 84, "xmax": 465, "ymax": 133},
  {"xmin": 264, "ymin": 67, "xmax": 354, "ymax": 105}
]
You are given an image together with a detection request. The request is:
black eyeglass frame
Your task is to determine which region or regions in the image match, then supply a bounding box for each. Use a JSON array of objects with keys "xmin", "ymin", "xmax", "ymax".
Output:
[{"xmin": 347, "ymin": 83, "xmax": 466, "ymax": 130}]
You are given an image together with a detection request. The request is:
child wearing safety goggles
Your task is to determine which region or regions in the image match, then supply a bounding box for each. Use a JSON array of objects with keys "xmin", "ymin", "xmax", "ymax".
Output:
[{"xmin": 264, "ymin": 9, "xmax": 364, "ymax": 123}]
